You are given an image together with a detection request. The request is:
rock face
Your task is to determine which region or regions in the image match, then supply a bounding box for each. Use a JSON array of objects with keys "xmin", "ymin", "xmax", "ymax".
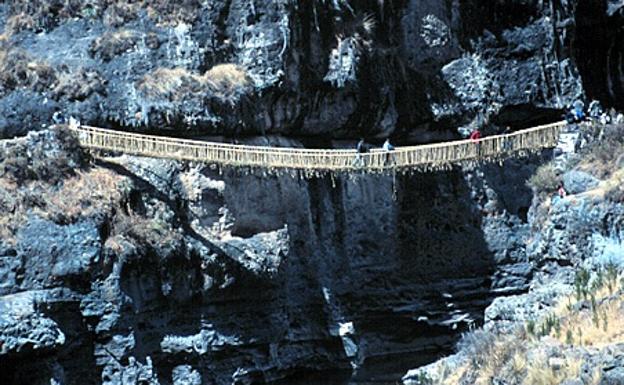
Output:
[
  {"xmin": 402, "ymin": 124, "xmax": 624, "ymax": 385},
  {"xmin": 3, "ymin": 0, "xmax": 616, "ymax": 139}
]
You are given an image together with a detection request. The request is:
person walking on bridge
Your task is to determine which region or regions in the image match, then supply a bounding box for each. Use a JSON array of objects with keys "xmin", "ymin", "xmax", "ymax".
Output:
[
  {"xmin": 502, "ymin": 126, "xmax": 513, "ymax": 152},
  {"xmin": 470, "ymin": 128, "xmax": 482, "ymax": 158},
  {"xmin": 354, "ymin": 138, "xmax": 368, "ymax": 167},
  {"xmin": 470, "ymin": 128, "xmax": 482, "ymax": 142},
  {"xmin": 382, "ymin": 138, "xmax": 395, "ymax": 166}
]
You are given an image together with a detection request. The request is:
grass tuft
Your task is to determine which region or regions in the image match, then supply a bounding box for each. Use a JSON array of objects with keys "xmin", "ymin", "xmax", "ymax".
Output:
[{"xmin": 137, "ymin": 64, "xmax": 251, "ymax": 104}]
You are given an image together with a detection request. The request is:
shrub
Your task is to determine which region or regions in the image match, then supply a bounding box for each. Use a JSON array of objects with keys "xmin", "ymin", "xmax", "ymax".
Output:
[
  {"xmin": 574, "ymin": 267, "xmax": 591, "ymax": 301},
  {"xmin": 137, "ymin": 64, "xmax": 251, "ymax": 104},
  {"xmin": 457, "ymin": 329, "xmax": 499, "ymax": 367},
  {"xmin": 0, "ymin": 127, "xmax": 87, "ymax": 185},
  {"xmin": 527, "ymin": 162, "xmax": 560, "ymax": 195},
  {"xmin": 526, "ymin": 319, "xmax": 536, "ymax": 337},
  {"xmin": 89, "ymin": 29, "xmax": 140, "ymax": 61},
  {"xmin": 0, "ymin": 45, "xmax": 57, "ymax": 96},
  {"xmin": 604, "ymin": 262, "xmax": 620, "ymax": 293}
]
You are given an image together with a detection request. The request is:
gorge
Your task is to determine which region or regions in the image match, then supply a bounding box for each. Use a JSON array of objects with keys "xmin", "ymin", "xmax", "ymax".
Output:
[{"xmin": 1, "ymin": 1, "xmax": 624, "ymax": 384}]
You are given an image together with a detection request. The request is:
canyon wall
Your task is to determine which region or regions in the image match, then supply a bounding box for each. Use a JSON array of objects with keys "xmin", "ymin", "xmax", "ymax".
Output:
[{"xmin": 2, "ymin": 1, "xmax": 624, "ymax": 384}]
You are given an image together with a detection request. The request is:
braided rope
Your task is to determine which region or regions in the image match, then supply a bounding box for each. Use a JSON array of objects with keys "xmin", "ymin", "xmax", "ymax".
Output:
[{"xmin": 68, "ymin": 121, "xmax": 566, "ymax": 174}]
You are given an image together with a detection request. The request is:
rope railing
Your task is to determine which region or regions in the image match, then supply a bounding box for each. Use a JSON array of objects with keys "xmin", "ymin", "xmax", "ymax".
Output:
[{"xmin": 68, "ymin": 121, "xmax": 566, "ymax": 175}]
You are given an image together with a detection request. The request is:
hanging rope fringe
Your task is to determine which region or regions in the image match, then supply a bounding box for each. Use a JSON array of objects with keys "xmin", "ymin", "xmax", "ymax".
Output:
[{"xmin": 68, "ymin": 121, "xmax": 567, "ymax": 177}]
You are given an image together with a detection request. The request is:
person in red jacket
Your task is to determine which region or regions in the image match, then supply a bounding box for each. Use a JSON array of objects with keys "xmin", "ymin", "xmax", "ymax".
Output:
[
  {"xmin": 470, "ymin": 129, "xmax": 482, "ymax": 158},
  {"xmin": 469, "ymin": 129, "xmax": 482, "ymax": 142}
]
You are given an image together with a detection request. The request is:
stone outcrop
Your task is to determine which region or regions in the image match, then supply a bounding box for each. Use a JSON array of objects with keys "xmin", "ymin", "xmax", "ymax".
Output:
[{"xmin": 2, "ymin": 0, "xmax": 614, "ymax": 139}]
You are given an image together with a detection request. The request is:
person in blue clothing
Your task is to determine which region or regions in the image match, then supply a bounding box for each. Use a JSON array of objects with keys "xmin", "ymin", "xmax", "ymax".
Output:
[
  {"xmin": 382, "ymin": 138, "xmax": 395, "ymax": 166},
  {"xmin": 573, "ymin": 100, "xmax": 585, "ymax": 122},
  {"xmin": 353, "ymin": 138, "xmax": 368, "ymax": 167}
]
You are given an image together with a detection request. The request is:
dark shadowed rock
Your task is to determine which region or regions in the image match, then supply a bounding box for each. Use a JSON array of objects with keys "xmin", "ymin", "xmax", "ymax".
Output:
[{"xmin": 17, "ymin": 217, "xmax": 101, "ymax": 290}]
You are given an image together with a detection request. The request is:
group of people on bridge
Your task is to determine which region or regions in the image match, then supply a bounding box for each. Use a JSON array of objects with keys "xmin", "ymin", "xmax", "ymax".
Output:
[
  {"xmin": 353, "ymin": 138, "xmax": 395, "ymax": 167},
  {"xmin": 350, "ymin": 98, "xmax": 621, "ymax": 170}
]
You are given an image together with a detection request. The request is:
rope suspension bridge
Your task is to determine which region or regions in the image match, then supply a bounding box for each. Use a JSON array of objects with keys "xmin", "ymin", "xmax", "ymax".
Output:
[{"xmin": 69, "ymin": 121, "xmax": 567, "ymax": 176}]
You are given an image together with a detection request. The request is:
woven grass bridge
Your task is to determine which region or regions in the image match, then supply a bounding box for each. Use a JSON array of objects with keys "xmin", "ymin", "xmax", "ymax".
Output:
[{"xmin": 69, "ymin": 121, "xmax": 567, "ymax": 176}]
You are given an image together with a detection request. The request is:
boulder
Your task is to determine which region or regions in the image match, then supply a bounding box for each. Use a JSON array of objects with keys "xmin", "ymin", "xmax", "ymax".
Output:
[
  {"xmin": 562, "ymin": 170, "xmax": 600, "ymax": 194},
  {"xmin": 172, "ymin": 365, "xmax": 202, "ymax": 385},
  {"xmin": 0, "ymin": 291, "xmax": 66, "ymax": 357},
  {"xmin": 17, "ymin": 218, "xmax": 101, "ymax": 289}
]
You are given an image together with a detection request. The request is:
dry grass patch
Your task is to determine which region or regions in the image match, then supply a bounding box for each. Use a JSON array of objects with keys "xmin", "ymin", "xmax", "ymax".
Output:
[
  {"xmin": 3, "ymin": 0, "xmax": 208, "ymax": 33},
  {"xmin": 576, "ymin": 124, "xmax": 624, "ymax": 179},
  {"xmin": 36, "ymin": 168, "xmax": 127, "ymax": 223},
  {"xmin": 523, "ymin": 355, "xmax": 583, "ymax": 385},
  {"xmin": 4, "ymin": 13, "xmax": 39, "ymax": 35},
  {"xmin": 0, "ymin": 168, "xmax": 128, "ymax": 245},
  {"xmin": 541, "ymin": 265, "xmax": 624, "ymax": 348},
  {"xmin": 555, "ymin": 300, "xmax": 624, "ymax": 348},
  {"xmin": 52, "ymin": 67, "xmax": 105, "ymax": 101},
  {"xmin": 429, "ymin": 329, "xmax": 591, "ymax": 385},
  {"xmin": 137, "ymin": 64, "xmax": 251, "ymax": 104},
  {"xmin": 90, "ymin": 29, "xmax": 141, "ymax": 61},
  {"xmin": 428, "ymin": 265, "xmax": 624, "ymax": 385},
  {"xmin": 603, "ymin": 169, "xmax": 624, "ymax": 202},
  {"xmin": 137, "ymin": 67, "xmax": 201, "ymax": 100},
  {"xmin": 203, "ymin": 64, "xmax": 252, "ymax": 101},
  {"xmin": 112, "ymin": 212, "xmax": 181, "ymax": 248},
  {"xmin": 143, "ymin": 0, "xmax": 206, "ymax": 25},
  {"xmin": 0, "ymin": 45, "xmax": 56, "ymax": 96},
  {"xmin": 102, "ymin": 2, "xmax": 143, "ymax": 27}
]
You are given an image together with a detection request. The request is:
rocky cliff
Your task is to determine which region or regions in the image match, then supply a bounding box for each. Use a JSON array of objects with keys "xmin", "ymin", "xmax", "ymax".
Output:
[
  {"xmin": 403, "ymin": 123, "xmax": 624, "ymax": 385},
  {"xmin": 1, "ymin": 0, "xmax": 604, "ymax": 139},
  {"xmin": 1, "ymin": 1, "xmax": 623, "ymax": 385}
]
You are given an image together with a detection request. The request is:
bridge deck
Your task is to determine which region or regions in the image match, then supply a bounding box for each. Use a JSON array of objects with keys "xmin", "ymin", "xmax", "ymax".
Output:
[{"xmin": 69, "ymin": 121, "xmax": 566, "ymax": 174}]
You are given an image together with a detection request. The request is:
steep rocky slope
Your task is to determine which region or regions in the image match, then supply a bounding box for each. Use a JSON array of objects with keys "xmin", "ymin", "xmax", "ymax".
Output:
[{"xmin": 403, "ymin": 123, "xmax": 624, "ymax": 385}]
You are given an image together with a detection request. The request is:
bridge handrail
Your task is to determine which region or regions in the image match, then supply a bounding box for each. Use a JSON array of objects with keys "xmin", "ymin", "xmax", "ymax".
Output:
[{"xmin": 69, "ymin": 121, "xmax": 567, "ymax": 172}]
